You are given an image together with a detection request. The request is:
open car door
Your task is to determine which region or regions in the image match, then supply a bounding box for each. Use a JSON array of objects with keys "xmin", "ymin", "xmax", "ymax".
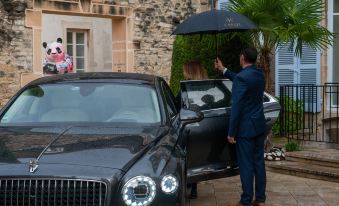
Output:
[
  {"xmin": 180, "ymin": 79, "xmax": 280, "ymax": 183},
  {"xmin": 180, "ymin": 80, "xmax": 239, "ymax": 183}
]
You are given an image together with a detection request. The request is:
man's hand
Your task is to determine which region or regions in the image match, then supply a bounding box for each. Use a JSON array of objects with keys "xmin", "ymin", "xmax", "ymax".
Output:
[
  {"xmin": 227, "ymin": 136, "xmax": 236, "ymax": 144},
  {"xmin": 214, "ymin": 57, "xmax": 225, "ymax": 73}
]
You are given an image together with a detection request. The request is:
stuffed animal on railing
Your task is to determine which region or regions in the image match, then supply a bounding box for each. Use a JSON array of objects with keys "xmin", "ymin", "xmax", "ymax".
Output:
[{"xmin": 42, "ymin": 38, "xmax": 73, "ymax": 74}]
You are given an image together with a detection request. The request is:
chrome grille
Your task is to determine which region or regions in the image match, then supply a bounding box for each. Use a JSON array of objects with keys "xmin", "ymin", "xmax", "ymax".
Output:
[{"xmin": 0, "ymin": 179, "xmax": 107, "ymax": 206}]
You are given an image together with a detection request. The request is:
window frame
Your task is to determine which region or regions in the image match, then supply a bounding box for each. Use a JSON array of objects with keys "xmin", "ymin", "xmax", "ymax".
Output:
[{"xmin": 66, "ymin": 29, "xmax": 88, "ymax": 73}]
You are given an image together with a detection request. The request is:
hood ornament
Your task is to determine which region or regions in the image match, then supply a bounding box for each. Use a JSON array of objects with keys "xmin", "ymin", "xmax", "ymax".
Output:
[{"xmin": 29, "ymin": 159, "xmax": 39, "ymax": 173}]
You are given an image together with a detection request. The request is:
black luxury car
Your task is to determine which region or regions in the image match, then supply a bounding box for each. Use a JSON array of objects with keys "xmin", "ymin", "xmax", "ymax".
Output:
[{"xmin": 0, "ymin": 72, "xmax": 280, "ymax": 206}]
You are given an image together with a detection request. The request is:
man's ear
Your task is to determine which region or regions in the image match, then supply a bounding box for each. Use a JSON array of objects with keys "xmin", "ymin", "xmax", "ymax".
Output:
[
  {"xmin": 42, "ymin": 42, "xmax": 47, "ymax": 48},
  {"xmin": 57, "ymin": 38, "xmax": 62, "ymax": 43}
]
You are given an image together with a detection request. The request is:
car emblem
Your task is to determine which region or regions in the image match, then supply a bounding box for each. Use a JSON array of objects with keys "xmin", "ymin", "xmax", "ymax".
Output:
[{"xmin": 29, "ymin": 159, "xmax": 39, "ymax": 173}]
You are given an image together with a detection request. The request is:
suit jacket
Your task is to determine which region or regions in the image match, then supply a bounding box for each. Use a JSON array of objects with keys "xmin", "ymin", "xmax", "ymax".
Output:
[{"xmin": 224, "ymin": 65, "xmax": 266, "ymax": 138}]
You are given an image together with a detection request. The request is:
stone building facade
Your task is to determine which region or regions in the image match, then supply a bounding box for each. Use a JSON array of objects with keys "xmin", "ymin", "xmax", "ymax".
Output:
[
  {"xmin": 0, "ymin": 0, "xmax": 33, "ymax": 106},
  {"xmin": 0, "ymin": 0, "xmax": 213, "ymax": 107}
]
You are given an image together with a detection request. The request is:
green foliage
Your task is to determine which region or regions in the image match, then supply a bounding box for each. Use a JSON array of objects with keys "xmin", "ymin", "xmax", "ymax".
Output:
[
  {"xmin": 227, "ymin": 0, "xmax": 333, "ymax": 90},
  {"xmin": 228, "ymin": 0, "xmax": 333, "ymax": 56},
  {"xmin": 284, "ymin": 140, "xmax": 301, "ymax": 152},
  {"xmin": 170, "ymin": 37, "xmax": 186, "ymax": 96},
  {"xmin": 272, "ymin": 96, "xmax": 304, "ymax": 137},
  {"xmin": 271, "ymin": 117, "xmax": 280, "ymax": 136},
  {"xmin": 170, "ymin": 35, "xmax": 248, "ymax": 95}
]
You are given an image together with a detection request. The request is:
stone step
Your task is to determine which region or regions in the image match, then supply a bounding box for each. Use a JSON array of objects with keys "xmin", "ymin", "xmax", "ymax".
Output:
[
  {"xmin": 286, "ymin": 149, "xmax": 339, "ymax": 168},
  {"xmin": 266, "ymin": 161, "xmax": 339, "ymax": 183}
]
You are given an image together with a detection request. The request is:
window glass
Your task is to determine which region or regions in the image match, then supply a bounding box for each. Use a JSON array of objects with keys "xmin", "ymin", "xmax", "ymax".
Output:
[
  {"xmin": 1, "ymin": 83, "xmax": 161, "ymax": 124},
  {"xmin": 67, "ymin": 32, "xmax": 73, "ymax": 44},
  {"xmin": 183, "ymin": 81, "xmax": 231, "ymax": 111},
  {"xmin": 67, "ymin": 45, "xmax": 73, "ymax": 56},
  {"xmin": 335, "ymin": 1, "xmax": 339, "ymax": 13},
  {"xmin": 76, "ymin": 45, "xmax": 85, "ymax": 57},
  {"xmin": 76, "ymin": 33, "xmax": 85, "ymax": 44},
  {"xmin": 223, "ymin": 80, "xmax": 232, "ymax": 91},
  {"xmin": 66, "ymin": 32, "xmax": 73, "ymax": 56},
  {"xmin": 333, "ymin": 11, "xmax": 339, "ymax": 105},
  {"xmin": 76, "ymin": 58, "xmax": 85, "ymax": 71},
  {"xmin": 333, "ymin": 16, "xmax": 339, "ymax": 85}
]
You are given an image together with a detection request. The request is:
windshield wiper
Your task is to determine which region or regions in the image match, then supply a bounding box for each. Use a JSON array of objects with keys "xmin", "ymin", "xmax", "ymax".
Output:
[{"xmin": 29, "ymin": 126, "xmax": 73, "ymax": 173}]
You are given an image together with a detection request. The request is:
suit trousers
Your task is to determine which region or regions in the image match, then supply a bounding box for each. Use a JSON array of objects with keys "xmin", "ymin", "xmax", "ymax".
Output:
[{"xmin": 236, "ymin": 134, "xmax": 266, "ymax": 206}]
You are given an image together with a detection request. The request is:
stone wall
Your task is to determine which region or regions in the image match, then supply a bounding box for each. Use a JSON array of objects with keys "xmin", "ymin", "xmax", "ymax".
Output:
[
  {"xmin": 0, "ymin": 0, "xmax": 33, "ymax": 107},
  {"xmin": 0, "ymin": 0, "xmax": 206, "ymax": 107},
  {"xmin": 132, "ymin": 0, "xmax": 203, "ymax": 81}
]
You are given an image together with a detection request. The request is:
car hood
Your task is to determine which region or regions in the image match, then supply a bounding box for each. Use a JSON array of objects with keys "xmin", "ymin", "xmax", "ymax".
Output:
[{"xmin": 0, "ymin": 126, "xmax": 168, "ymax": 172}]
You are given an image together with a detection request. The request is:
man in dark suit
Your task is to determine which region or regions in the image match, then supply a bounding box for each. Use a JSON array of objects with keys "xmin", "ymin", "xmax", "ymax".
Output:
[{"xmin": 215, "ymin": 48, "xmax": 266, "ymax": 206}]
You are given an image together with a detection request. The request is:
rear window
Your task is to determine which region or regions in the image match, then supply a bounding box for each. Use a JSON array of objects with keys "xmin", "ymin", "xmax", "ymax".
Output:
[
  {"xmin": 181, "ymin": 80, "xmax": 232, "ymax": 111},
  {"xmin": 1, "ymin": 83, "xmax": 161, "ymax": 124}
]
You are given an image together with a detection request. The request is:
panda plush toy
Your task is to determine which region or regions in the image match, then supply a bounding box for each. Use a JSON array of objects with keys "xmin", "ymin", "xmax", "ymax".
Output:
[{"xmin": 42, "ymin": 38, "xmax": 73, "ymax": 74}]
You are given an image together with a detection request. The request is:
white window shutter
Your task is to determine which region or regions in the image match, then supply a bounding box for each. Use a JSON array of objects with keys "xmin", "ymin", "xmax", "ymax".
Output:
[
  {"xmin": 275, "ymin": 42, "xmax": 321, "ymax": 112},
  {"xmin": 298, "ymin": 43, "xmax": 321, "ymax": 112},
  {"xmin": 299, "ymin": 44, "xmax": 319, "ymax": 84},
  {"xmin": 218, "ymin": 0, "xmax": 230, "ymax": 10},
  {"xmin": 275, "ymin": 43, "xmax": 297, "ymax": 96}
]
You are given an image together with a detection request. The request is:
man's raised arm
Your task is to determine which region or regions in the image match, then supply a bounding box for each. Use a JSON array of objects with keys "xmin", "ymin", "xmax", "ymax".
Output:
[{"xmin": 215, "ymin": 58, "xmax": 237, "ymax": 81}]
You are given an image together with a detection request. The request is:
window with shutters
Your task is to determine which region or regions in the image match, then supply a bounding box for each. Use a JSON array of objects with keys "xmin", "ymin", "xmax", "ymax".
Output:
[
  {"xmin": 218, "ymin": 0, "xmax": 229, "ymax": 10},
  {"xmin": 275, "ymin": 43, "xmax": 321, "ymax": 112},
  {"xmin": 328, "ymin": 0, "xmax": 339, "ymax": 106}
]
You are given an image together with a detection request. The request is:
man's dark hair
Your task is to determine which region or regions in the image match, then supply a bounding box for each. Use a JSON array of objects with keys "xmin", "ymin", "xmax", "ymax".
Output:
[{"xmin": 241, "ymin": 47, "xmax": 258, "ymax": 64}]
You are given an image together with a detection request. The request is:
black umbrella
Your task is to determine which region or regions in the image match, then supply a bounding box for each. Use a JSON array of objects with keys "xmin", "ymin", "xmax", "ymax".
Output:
[
  {"xmin": 172, "ymin": 10, "xmax": 257, "ymax": 35},
  {"xmin": 172, "ymin": 9, "xmax": 257, "ymax": 57}
]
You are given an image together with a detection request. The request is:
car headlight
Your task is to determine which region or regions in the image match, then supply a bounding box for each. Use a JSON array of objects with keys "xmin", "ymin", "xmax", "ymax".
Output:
[
  {"xmin": 122, "ymin": 176, "xmax": 156, "ymax": 206},
  {"xmin": 161, "ymin": 175, "xmax": 179, "ymax": 194}
]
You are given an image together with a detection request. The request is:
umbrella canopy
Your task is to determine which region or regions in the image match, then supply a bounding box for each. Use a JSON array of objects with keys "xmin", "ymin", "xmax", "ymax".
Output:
[{"xmin": 172, "ymin": 10, "xmax": 257, "ymax": 35}]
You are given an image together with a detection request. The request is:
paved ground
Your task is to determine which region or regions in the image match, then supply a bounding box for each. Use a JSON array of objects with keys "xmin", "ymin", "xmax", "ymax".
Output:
[{"xmin": 186, "ymin": 171, "xmax": 339, "ymax": 206}]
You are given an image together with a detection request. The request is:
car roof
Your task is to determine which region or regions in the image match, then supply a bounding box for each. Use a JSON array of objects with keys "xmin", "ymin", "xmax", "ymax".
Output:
[{"xmin": 26, "ymin": 72, "xmax": 158, "ymax": 86}]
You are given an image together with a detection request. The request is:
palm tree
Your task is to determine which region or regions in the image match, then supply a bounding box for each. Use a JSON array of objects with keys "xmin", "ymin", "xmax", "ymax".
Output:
[{"xmin": 228, "ymin": 0, "xmax": 333, "ymax": 91}]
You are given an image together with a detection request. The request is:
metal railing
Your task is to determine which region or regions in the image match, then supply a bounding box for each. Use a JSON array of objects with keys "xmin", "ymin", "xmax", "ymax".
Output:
[{"xmin": 279, "ymin": 84, "xmax": 339, "ymax": 144}]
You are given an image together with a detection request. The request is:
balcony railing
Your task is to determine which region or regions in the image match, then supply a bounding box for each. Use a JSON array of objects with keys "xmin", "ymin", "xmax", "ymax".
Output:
[{"xmin": 279, "ymin": 84, "xmax": 339, "ymax": 144}]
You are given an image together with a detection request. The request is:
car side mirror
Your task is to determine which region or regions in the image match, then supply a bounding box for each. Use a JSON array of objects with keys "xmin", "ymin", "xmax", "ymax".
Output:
[{"xmin": 179, "ymin": 109, "xmax": 204, "ymax": 125}]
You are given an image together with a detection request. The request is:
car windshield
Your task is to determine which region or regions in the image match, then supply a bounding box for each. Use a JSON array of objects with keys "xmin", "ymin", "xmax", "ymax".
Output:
[{"xmin": 0, "ymin": 83, "xmax": 161, "ymax": 124}]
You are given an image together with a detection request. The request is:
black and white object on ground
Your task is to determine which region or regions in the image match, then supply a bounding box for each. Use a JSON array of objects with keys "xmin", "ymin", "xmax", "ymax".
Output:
[{"xmin": 265, "ymin": 147, "xmax": 286, "ymax": 161}]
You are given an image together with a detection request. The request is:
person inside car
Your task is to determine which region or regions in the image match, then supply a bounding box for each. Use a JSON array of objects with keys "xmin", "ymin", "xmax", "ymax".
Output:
[{"xmin": 181, "ymin": 60, "xmax": 208, "ymax": 199}]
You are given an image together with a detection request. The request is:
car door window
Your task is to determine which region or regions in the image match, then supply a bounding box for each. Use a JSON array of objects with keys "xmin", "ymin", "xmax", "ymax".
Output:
[
  {"xmin": 181, "ymin": 80, "xmax": 231, "ymax": 111},
  {"xmin": 223, "ymin": 80, "xmax": 233, "ymax": 92}
]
